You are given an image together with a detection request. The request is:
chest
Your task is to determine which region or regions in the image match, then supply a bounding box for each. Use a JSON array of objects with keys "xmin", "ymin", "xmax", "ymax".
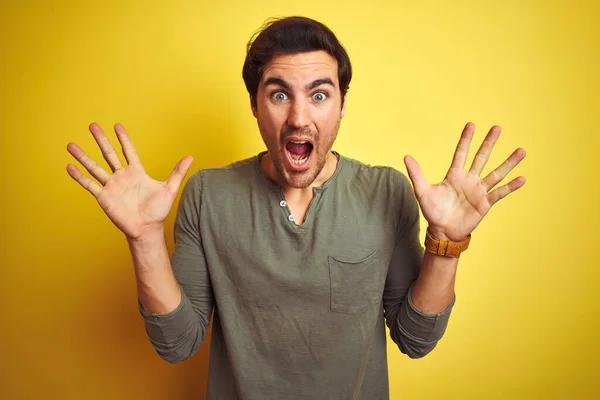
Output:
[{"xmin": 200, "ymin": 185, "xmax": 398, "ymax": 313}]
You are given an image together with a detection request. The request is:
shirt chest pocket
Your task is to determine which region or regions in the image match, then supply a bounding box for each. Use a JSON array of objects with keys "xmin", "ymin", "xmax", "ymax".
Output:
[{"xmin": 328, "ymin": 250, "xmax": 385, "ymax": 314}]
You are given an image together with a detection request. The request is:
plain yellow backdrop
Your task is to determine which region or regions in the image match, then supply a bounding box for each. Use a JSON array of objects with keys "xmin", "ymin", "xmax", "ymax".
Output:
[{"xmin": 1, "ymin": 1, "xmax": 598, "ymax": 399}]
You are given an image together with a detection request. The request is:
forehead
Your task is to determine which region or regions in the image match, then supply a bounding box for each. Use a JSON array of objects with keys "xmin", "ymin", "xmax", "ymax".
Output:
[{"xmin": 261, "ymin": 50, "xmax": 339, "ymax": 87}]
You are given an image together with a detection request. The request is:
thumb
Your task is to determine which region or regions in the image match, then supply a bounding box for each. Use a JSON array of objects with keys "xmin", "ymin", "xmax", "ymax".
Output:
[
  {"xmin": 165, "ymin": 156, "xmax": 194, "ymax": 194},
  {"xmin": 404, "ymin": 155, "xmax": 429, "ymax": 198}
]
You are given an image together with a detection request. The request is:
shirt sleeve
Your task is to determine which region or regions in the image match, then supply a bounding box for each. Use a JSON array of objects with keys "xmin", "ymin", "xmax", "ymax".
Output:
[
  {"xmin": 138, "ymin": 171, "xmax": 215, "ymax": 363},
  {"xmin": 382, "ymin": 170, "xmax": 455, "ymax": 359}
]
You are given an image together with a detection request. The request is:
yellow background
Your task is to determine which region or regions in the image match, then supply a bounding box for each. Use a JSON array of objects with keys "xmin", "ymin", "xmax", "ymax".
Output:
[{"xmin": 1, "ymin": 0, "xmax": 598, "ymax": 399}]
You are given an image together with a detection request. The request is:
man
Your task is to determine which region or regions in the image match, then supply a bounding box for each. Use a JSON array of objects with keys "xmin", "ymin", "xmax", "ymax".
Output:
[{"xmin": 66, "ymin": 16, "xmax": 526, "ymax": 400}]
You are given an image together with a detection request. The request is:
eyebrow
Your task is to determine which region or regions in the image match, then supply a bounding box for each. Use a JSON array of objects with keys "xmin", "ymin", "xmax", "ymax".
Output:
[{"xmin": 263, "ymin": 77, "xmax": 336, "ymax": 92}]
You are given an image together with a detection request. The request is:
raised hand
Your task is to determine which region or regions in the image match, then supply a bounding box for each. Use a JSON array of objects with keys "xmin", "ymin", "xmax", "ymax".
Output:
[
  {"xmin": 404, "ymin": 122, "xmax": 526, "ymax": 242},
  {"xmin": 66, "ymin": 123, "xmax": 194, "ymax": 240}
]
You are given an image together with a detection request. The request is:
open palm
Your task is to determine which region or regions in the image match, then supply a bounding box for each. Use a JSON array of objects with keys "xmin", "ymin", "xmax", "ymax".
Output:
[
  {"xmin": 404, "ymin": 123, "xmax": 526, "ymax": 242},
  {"xmin": 66, "ymin": 123, "xmax": 193, "ymax": 240}
]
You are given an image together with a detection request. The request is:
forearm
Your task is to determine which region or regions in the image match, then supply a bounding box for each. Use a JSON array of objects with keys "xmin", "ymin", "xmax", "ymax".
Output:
[
  {"xmin": 384, "ymin": 223, "xmax": 456, "ymax": 358},
  {"xmin": 128, "ymin": 226, "xmax": 182, "ymax": 314},
  {"xmin": 410, "ymin": 249, "xmax": 458, "ymax": 314},
  {"xmin": 132, "ymin": 219, "xmax": 213, "ymax": 363}
]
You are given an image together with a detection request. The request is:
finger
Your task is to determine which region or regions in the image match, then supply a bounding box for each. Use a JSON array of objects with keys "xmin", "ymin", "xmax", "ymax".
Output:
[
  {"xmin": 66, "ymin": 163, "xmax": 103, "ymax": 198},
  {"xmin": 488, "ymin": 176, "xmax": 526, "ymax": 206},
  {"xmin": 66, "ymin": 142, "xmax": 111, "ymax": 185},
  {"xmin": 89, "ymin": 122, "xmax": 123, "ymax": 172},
  {"xmin": 481, "ymin": 148, "xmax": 526, "ymax": 191},
  {"xmin": 403, "ymin": 155, "xmax": 430, "ymax": 199},
  {"xmin": 114, "ymin": 123, "xmax": 141, "ymax": 165},
  {"xmin": 450, "ymin": 122, "xmax": 475, "ymax": 170},
  {"xmin": 469, "ymin": 125, "xmax": 502, "ymax": 176},
  {"xmin": 165, "ymin": 156, "xmax": 194, "ymax": 194}
]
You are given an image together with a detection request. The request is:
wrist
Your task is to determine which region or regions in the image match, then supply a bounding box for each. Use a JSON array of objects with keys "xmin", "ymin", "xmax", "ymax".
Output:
[
  {"xmin": 427, "ymin": 226, "xmax": 473, "ymax": 242},
  {"xmin": 424, "ymin": 228, "xmax": 471, "ymax": 258},
  {"xmin": 127, "ymin": 225, "xmax": 165, "ymax": 248},
  {"xmin": 426, "ymin": 227, "xmax": 451, "ymax": 241}
]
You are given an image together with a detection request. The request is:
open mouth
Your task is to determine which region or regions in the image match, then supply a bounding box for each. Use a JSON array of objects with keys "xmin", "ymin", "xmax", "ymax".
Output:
[{"xmin": 284, "ymin": 139, "xmax": 314, "ymax": 171}]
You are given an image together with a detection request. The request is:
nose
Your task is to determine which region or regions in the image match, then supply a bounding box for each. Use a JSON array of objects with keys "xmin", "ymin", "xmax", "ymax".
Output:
[{"xmin": 287, "ymin": 98, "xmax": 310, "ymax": 129}]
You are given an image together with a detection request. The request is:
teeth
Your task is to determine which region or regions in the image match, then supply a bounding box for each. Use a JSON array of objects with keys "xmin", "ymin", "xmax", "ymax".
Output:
[
  {"xmin": 291, "ymin": 155, "xmax": 309, "ymax": 164},
  {"xmin": 290, "ymin": 140, "xmax": 307, "ymax": 144}
]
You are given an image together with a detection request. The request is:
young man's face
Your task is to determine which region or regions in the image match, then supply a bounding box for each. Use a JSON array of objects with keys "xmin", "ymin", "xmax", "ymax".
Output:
[{"xmin": 252, "ymin": 50, "xmax": 346, "ymax": 189}]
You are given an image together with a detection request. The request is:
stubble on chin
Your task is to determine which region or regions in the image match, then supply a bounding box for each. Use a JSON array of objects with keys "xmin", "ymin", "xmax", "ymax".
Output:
[
  {"xmin": 259, "ymin": 118, "xmax": 342, "ymax": 189},
  {"xmin": 281, "ymin": 121, "xmax": 341, "ymax": 189}
]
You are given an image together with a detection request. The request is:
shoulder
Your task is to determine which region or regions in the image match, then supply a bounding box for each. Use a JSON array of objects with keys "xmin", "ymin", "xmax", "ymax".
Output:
[
  {"xmin": 337, "ymin": 153, "xmax": 418, "ymax": 221},
  {"xmin": 201, "ymin": 155, "xmax": 257, "ymax": 180},
  {"xmin": 338, "ymin": 153, "xmax": 412, "ymax": 196},
  {"xmin": 177, "ymin": 155, "xmax": 260, "ymax": 206},
  {"xmin": 186, "ymin": 155, "xmax": 258, "ymax": 189},
  {"xmin": 175, "ymin": 155, "xmax": 260, "ymax": 222}
]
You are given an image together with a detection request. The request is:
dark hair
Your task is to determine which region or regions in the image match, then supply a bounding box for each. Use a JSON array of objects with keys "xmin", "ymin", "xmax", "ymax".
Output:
[{"xmin": 242, "ymin": 16, "xmax": 352, "ymax": 109}]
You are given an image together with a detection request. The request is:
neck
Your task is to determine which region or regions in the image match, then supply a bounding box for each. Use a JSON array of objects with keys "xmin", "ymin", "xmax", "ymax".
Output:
[{"xmin": 260, "ymin": 151, "xmax": 338, "ymax": 194}]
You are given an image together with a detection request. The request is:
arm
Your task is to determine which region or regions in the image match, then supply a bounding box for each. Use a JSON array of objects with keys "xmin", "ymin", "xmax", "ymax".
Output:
[
  {"xmin": 385, "ymin": 122, "xmax": 526, "ymax": 358},
  {"xmin": 66, "ymin": 123, "xmax": 213, "ymax": 363},
  {"xmin": 129, "ymin": 227, "xmax": 181, "ymax": 314},
  {"xmin": 137, "ymin": 173, "xmax": 214, "ymax": 363},
  {"xmin": 410, "ymin": 250, "xmax": 458, "ymax": 314},
  {"xmin": 404, "ymin": 122, "xmax": 526, "ymax": 313},
  {"xmin": 383, "ymin": 172, "xmax": 456, "ymax": 359}
]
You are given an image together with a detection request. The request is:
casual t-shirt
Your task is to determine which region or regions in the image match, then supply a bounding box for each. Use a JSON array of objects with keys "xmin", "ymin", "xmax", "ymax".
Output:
[{"xmin": 139, "ymin": 151, "xmax": 455, "ymax": 399}]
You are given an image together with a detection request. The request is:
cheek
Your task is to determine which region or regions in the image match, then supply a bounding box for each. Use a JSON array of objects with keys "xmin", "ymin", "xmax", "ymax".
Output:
[
  {"xmin": 314, "ymin": 107, "xmax": 341, "ymax": 133},
  {"xmin": 257, "ymin": 111, "xmax": 284, "ymax": 145},
  {"xmin": 259, "ymin": 104, "xmax": 287, "ymax": 128}
]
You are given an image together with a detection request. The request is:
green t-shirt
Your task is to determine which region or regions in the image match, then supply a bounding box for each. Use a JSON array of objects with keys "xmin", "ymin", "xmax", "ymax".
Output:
[{"xmin": 139, "ymin": 151, "xmax": 455, "ymax": 399}]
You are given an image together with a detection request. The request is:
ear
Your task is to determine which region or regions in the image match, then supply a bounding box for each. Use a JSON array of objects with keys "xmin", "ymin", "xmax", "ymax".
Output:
[
  {"xmin": 250, "ymin": 95, "xmax": 258, "ymax": 118},
  {"xmin": 341, "ymin": 94, "xmax": 347, "ymax": 118}
]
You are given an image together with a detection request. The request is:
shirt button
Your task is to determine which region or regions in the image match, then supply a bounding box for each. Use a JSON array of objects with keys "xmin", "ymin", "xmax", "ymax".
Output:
[
  {"xmin": 279, "ymin": 200, "xmax": 287, "ymax": 207},
  {"xmin": 288, "ymin": 215, "xmax": 295, "ymax": 222}
]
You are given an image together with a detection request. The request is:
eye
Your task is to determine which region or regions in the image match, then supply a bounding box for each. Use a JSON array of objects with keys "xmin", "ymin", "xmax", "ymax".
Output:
[
  {"xmin": 312, "ymin": 92, "xmax": 327, "ymax": 102},
  {"xmin": 272, "ymin": 91, "xmax": 288, "ymax": 101}
]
